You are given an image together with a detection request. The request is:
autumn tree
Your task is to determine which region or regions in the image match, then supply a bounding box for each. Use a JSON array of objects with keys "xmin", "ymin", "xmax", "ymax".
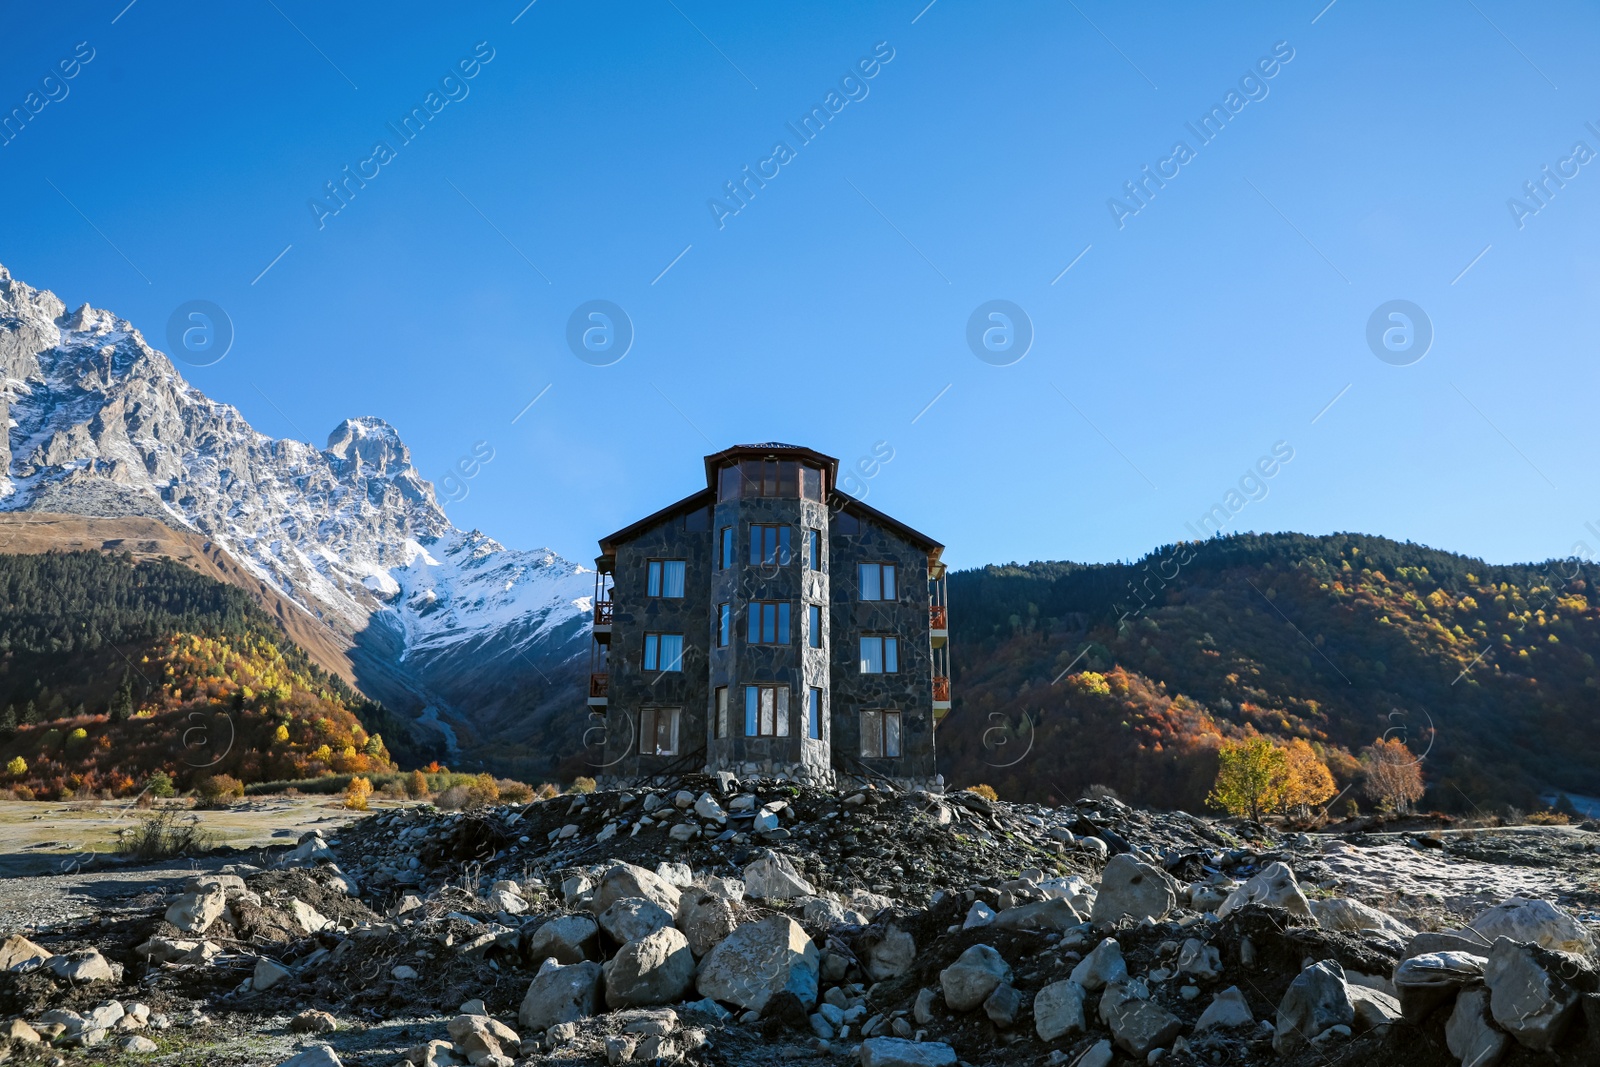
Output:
[
  {"xmin": 344, "ymin": 776, "xmax": 373, "ymax": 811},
  {"xmin": 1207, "ymin": 736, "xmax": 1287, "ymax": 821},
  {"xmin": 1360, "ymin": 737, "xmax": 1425, "ymax": 814},
  {"xmin": 1281, "ymin": 739, "xmax": 1338, "ymax": 818}
]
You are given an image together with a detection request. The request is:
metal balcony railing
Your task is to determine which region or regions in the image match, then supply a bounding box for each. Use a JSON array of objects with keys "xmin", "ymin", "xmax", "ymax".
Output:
[
  {"xmin": 589, "ymin": 672, "xmax": 610, "ymax": 698},
  {"xmin": 930, "ymin": 605, "xmax": 948, "ymax": 629},
  {"xmin": 933, "ymin": 675, "xmax": 951, "ymax": 701},
  {"xmin": 594, "ymin": 601, "xmax": 614, "ymax": 626}
]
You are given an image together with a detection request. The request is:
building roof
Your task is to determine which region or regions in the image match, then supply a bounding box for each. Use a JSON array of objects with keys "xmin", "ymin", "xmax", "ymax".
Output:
[
  {"xmin": 701, "ymin": 443, "xmax": 839, "ymax": 490},
  {"xmin": 598, "ymin": 487, "xmax": 715, "ymax": 556}
]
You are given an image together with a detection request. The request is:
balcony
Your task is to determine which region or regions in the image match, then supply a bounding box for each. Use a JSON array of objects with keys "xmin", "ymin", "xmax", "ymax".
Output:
[
  {"xmin": 588, "ymin": 671, "xmax": 609, "ymax": 708},
  {"xmin": 593, "ymin": 600, "xmax": 613, "ymax": 643},
  {"xmin": 930, "ymin": 604, "xmax": 948, "ymax": 648},
  {"xmin": 933, "ymin": 674, "xmax": 951, "ymax": 718}
]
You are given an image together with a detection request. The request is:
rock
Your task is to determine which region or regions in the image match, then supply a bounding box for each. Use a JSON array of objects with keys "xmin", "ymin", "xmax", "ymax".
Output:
[
  {"xmin": 1447, "ymin": 988, "xmax": 1509, "ymax": 1067},
  {"xmin": 1311, "ymin": 898, "xmax": 1414, "ymax": 940},
  {"xmin": 1069, "ymin": 938, "xmax": 1128, "ymax": 991},
  {"xmin": 275, "ymin": 1046, "xmax": 343, "ymax": 1067},
  {"xmin": 1098, "ymin": 982, "xmax": 1183, "ymax": 1058},
  {"xmin": 668, "ymin": 823, "xmax": 698, "ymax": 841},
  {"xmin": 406, "ymin": 1038, "xmax": 459, "ymax": 1067},
  {"xmin": 596, "ymin": 863, "xmax": 682, "ymax": 916},
  {"xmin": 1074, "ymin": 1039, "xmax": 1113, "ymax": 1067},
  {"xmin": 675, "ymin": 891, "xmax": 738, "ymax": 958},
  {"xmin": 46, "ymin": 949, "xmax": 115, "ymax": 982},
  {"xmin": 939, "ymin": 944, "xmax": 1012, "ymax": 1012},
  {"xmin": 1187, "ymin": 883, "xmax": 1230, "ymax": 912},
  {"xmin": 619, "ymin": 1008, "xmax": 679, "ymax": 1036},
  {"xmin": 742, "ymin": 852, "xmax": 815, "ymax": 901},
  {"xmin": 487, "ymin": 889, "xmax": 528, "ymax": 914},
  {"xmin": 1176, "ymin": 938, "xmax": 1221, "ymax": 979},
  {"xmin": 600, "ymin": 897, "xmax": 676, "ymax": 944},
  {"xmin": 137, "ymin": 936, "xmax": 221, "ymax": 966},
  {"xmin": 864, "ymin": 924, "xmax": 916, "ymax": 981},
  {"xmin": 991, "ymin": 898, "xmax": 1085, "ymax": 932},
  {"xmin": 963, "ymin": 901, "xmax": 996, "ymax": 929},
  {"xmin": 0, "ymin": 934, "xmax": 51, "ymax": 971},
  {"xmin": 603, "ymin": 927, "xmax": 696, "ymax": 1008},
  {"xmin": 605, "ymin": 1035, "xmax": 637, "ymax": 1064},
  {"xmin": 1217, "ymin": 862, "xmax": 1311, "ymax": 920},
  {"xmin": 254, "ymin": 958, "xmax": 292, "ymax": 991},
  {"xmin": 1403, "ymin": 930, "xmax": 1492, "ymax": 961},
  {"xmin": 525, "ymin": 915, "xmax": 600, "ymax": 964},
  {"xmin": 290, "ymin": 1010, "xmax": 338, "ymax": 1034},
  {"xmin": 1033, "ymin": 980, "xmax": 1087, "ymax": 1041},
  {"xmin": 1470, "ymin": 897, "xmax": 1595, "ymax": 954},
  {"xmin": 1078, "ymin": 837, "xmax": 1109, "ymax": 861},
  {"xmin": 694, "ymin": 793, "xmax": 727, "ymax": 820},
  {"xmin": 983, "ymin": 983, "xmax": 1023, "ymax": 1028},
  {"xmin": 519, "ymin": 958, "xmax": 602, "ymax": 1031},
  {"xmin": 447, "ymin": 1013, "xmax": 521, "ymax": 1062},
  {"xmin": 1348, "ymin": 986, "xmax": 1402, "ymax": 1032},
  {"xmin": 655, "ymin": 862, "xmax": 694, "ymax": 886},
  {"xmin": 1090, "ymin": 854, "xmax": 1174, "ymax": 924},
  {"xmin": 1195, "ymin": 986, "xmax": 1253, "ymax": 1031},
  {"xmin": 122, "ymin": 1035, "xmax": 159, "ymax": 1054},
  {"xmin": 166, "ymin": 884, "xmax": 227, "ymax": 934},
  {"xmin": 1273, "ymin": 960, "xmax": 1354, "ymax": 1055},
  {"xmin": 1393, "ymin": 951, "xmax": 1488, "ymax": 1022},
  {"xmin": 1036, "ymin": 874, "xmax": 1096, "ymax": 913},
  {"xmin": 5, "ymin": 1019, "xmax": 40, "ymax": 1044},
  {"xmin": 391, "ymin": 964, "xmax": 419, "ymax": 980},
  {"xmin": 858, "ymin": 1037, "xmax": 957, "ymax": 1067},
  {"xmin": 1484, "ymin": 937, "xmax": 1581, "ymax": 1050},
  {"xmin": 913, "ymin": 987, "xmax": 937, "ymax": 1025},
  {"xmin": 696, "ymin": 915, "xmax": 819, "ymax": 1012},
  {"xmin": 290, "ymin": 899, "xmax": 332, "ymax": 934}
]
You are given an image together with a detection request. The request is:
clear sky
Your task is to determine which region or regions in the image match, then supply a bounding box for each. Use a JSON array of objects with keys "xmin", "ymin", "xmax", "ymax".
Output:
[{"xmin": 3, "ymin": 1, "xmax": 1598, "ymax": 570}]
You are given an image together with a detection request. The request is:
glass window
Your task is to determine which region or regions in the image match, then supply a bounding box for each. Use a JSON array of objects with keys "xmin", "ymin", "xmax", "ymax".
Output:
[
  {"xmin": 807, "ymin": 605, "xmax": 822, "ymax": 648},
  {"xmin": 801, "ymin": 466, "xmax": 822, "ymax": 501},
  {"xmin": 644, "ymin": 633, "xmax": 684, "ymax": 672},
  {"xmin": 744, "ymin": 685, "xmax": 790, "ymax": 736},
  {"xmin": 718, "ymin": 465, "xmax": 742, "ymax": 502},
  {"xmin": 859, "ymin": 562, "xmax": 896, "ymax": 601},
  {"xmin": 647, "ymin": 560, "xmax": 685, "ymax": 598},
  {"xmin": 640, "ymin": 707, "xmax": 680, "ymax": 755},
  {"xmin": 719, "ymin": 527, "xmax": 734, "ymax": 569},
  {"xmin": 748, "ymin": 602, "xmax": 791, "ymax": 644},
  {"xmin": 714, "ymin": 687, "xmax": 728, "ymax": 739},
  {"xmin": 859, "ymin": 635, "xmax": 898, "ymax": 673},
  {"xmin": 808, "ymin": 687, "xmax": 822, "ymax": 740},
  {"xmin": 717, "ymin": 603, "xmax": 731, "ymax": 647},
  {"xmin": 807, "ymin": 528, "xmax": 822, "ymax": 570},
  {"xmin": 750, "ymin": 525, "xmax": 791, "ymax": 566},
  {"xmin": 861, "ymin": 709, "xmax": 901, "ymax": 758}
]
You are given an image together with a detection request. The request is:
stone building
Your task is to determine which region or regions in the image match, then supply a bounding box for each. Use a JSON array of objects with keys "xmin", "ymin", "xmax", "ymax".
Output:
[{"xmin": 587, "ymin": 444, "xmax": 949, "ymax": 788}]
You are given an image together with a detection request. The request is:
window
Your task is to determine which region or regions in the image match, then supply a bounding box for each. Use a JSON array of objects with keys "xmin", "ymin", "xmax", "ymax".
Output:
[
  {"xmin": 640, "ymin": 707, "xmax": 681, "ymax": 755},
  {"xmin": 647, "ymin": 559, "xmax": 686, "ymax": 598},
  {"xmin": 714, "ymin": 687, "xmax": 728, "ymax": 739},
  {"xmin": 719, "ymin": 527, "xmax": 734, "ymax": 569},
  {"xmin": 808, "ymin": 687, "xmax": 822, "ymax": 740},
  {"xmin": 861, "ymin": 710, "xmax": 902, "ymax": 758},
  {"xmin": 807, "ymin": 528, "xmax": 822, "ymax": 570},
  {"xmin": 801, "ymin": 466, "xmax": 823, "ymax": 502},
  {"xmin": 859, "ymin": 562, "xmax": 896, "ymax": 601},
  {"xmin": 807, "ymin": 604, "xmax": 822, "ymax": 648},
  {"xmin": 748, "ymin": 601, "xmax": 791, "ymax": 644},
  {"xmin": 744, "ymin": 685, "xmax": 790, "ymax": 737},
  {"xmin": 859, "ymin": 635, "xmax": 899, "ymax": 674},
  {"xmin": 750, "ymin": 524, "xmax": 791, "ymax": 566},
  {"xmin": 731, "ymin": 459, "xmax": 800, "ymax": 499},
  {"xmin": 643, "ymin": 633, "xmax": 684, "ymax": 672},
  {"xmin": 717, "ymin": 603, "xmax": 731, "ymax": 648}
]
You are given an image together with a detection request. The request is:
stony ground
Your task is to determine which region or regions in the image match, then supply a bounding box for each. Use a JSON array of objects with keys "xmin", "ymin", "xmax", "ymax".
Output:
[{"xmin": 1, "ymin": 780, "xmax": 1598, "ymax": 1067}]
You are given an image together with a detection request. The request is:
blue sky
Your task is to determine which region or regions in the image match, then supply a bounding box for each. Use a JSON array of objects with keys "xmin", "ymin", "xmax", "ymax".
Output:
[{"xmin": 4, "ymin": 1, "xmax": 1599, "ymax": 570}]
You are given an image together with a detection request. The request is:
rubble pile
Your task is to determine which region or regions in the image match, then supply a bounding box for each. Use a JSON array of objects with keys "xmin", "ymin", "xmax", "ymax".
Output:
[{"xmin": 1, "ymin": 777, "xmax": 1597, "ymax": 1067}]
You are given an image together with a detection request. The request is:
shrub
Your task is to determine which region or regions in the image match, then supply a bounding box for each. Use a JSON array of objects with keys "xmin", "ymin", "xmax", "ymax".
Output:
[
  {"xmin": 11, "ymin": 784, "xmax": 34, "ymax": 801},
  {"xmin": 435, "ymin": 784, "xmax": 471, "ymax": 810},
  {"xmin": 965, "ymin": 784, "xmax": 999, "ymax": 802},
  {"xmin": 118, "ymin": 810, "xmax": 216, "ymax": 861},
  {"xmin": 465, "ymin": 773, "xmax": 499, "ymax": 809},
  {"xmin": 535, "ymin": 782, "xmax": 560, "ymax": 800},
  {"xmin": 195, "ymin": 774, "xmax": 244, "ymax": 807},
  {"xmin": 407, "ymin": 769, "xmax": 430, "ymax": 798},
  {"xmin": 1526, "ymin": 810, "xmax": 1571, "ymax": 825},
  {"xmin": 1086, "ymin": 783, "xmax": 1121, "ymax": 801},
  {"xmin": 6, "ymin": 756, "xmax": 26, "ymax": 777},
  {"xmin": 344, "ymin": 776, "xmax": 373, "ymax": 811},
  {"xmin": 499, "ymin": 779, "xmax": 535, "ymax": 804},
  {"xmin": 145, "ymin": 770, "xmax": 176, "ymax": 798},
  {"xmin": 570, "ymin": 776, "xmax": 597, "ymax": 794}
]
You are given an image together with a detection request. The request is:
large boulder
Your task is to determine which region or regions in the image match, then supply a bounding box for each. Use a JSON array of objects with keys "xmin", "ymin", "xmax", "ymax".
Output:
[
  {"xmin": 864, "ymin": 924, "xmax": 917, "ymax": 982},
  {"xmin": 1217, "ymin": 862, "xmax": 1311, "ymax": 919},
  {"xmin": 1090, "ymin": 854, "xmax": 1174, "ymax": 924},
  {"xmin": 1069, "ymin": 938, "xmax": 1127, "ymax": 991},
  {"xmin": 697, "ymin": 915, "xmax": 819, "ymax": 1012},
  {"xmin": 1033, "ymin": 980, "xmax": 1087, "ymax": 1041},
  {"xmin": 1098, "ymin": 982, "xmax": 1182, "ymax": 1058},
  {"xmin": 858, "ymin": 1037, "xmax": 957, "ymax": 1067},
  {"xmin": 1484, "ymin": 937, "xmax": 1581, "ymax": 1051},
  {"xmin": 0, "ymin": 935, "xmax": 50, "ymax": 971},
  {"xmin": 1195, "ymin": 987, "xmax": 1254, "ymax": 1031},
  {"xmin": 676, "ymin": 891, "xmax": 738, "ymax": 958},
  {"xmin": 600, "ymin": 898, "xmax": 675, "ymax": 945},
  {"xmin": 1446, "ymin": 988, "xmax": 1509, "ymax": 1067},
  {"xmin": 1273, "ymin": 959, "xmax": 1354, "ymax": 1055},
  {"xmin": 1311, "ymin": 898, "xmax": 1414, "ymax": 941},
  {"xmin": 1393, "ymin": 951, "xmax": 1488, "ymax": 1022},
  {"xmin": 1470, "ymin": 897, "xmax": 1595, "ymax": 955},
  {"xmin": 991, "ymin": 898, "xmax": 1085, "ymax": 932},
  {"xmin": 524, "ymin": 915, "xmax": 600, "ymax": 964},
  {"xmin": 166, "ymin": 884, "xmax": 227, "ymax": 934},
  {"xmin": 742, "ymin": 852, "xmax": 815, "ymax": 901},
  {"xmin": 1348, "ymin": 985, "xmax": 1403, "ymax": 1032},
  {"xmin": 447, "ymin": 1014, "xmax": 521, "ymax": 1063},
  {"xmin": 595, "ymin": 863, "xmax": 681, "ymax": 916},
  {"xmin": 940, "ymin": 944, "xmax": 1012, "ymax": 1012},
  {"xmin": 603, "ymin": 927, "xmax": 696, "ymax": 1009},
  {"xmin": 46, "ymin": 950, "xmax": 115, "ymax": 983},
  {"xmin": 519, "ymin": 958, "xmax": 602, "ymax": 1031}
]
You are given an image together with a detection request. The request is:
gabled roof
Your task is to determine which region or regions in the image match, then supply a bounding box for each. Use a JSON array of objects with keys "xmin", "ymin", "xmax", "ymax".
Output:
[
  {"xmin": 833, "ymin": 491, "xmax": 944, "ymax": 562},
  {"xmin": 701, "ymin": 443, "xmax": 839, "ymax": 491},
  {"xmin": 598, "ymin": 488, "xmax": 714, "ymax": 554}
]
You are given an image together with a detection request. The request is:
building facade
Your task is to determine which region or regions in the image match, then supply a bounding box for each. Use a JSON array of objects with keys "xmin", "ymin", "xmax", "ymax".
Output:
[{"xmin": 588, "ymin": 444, "xmax": 949, "ymax": 788}]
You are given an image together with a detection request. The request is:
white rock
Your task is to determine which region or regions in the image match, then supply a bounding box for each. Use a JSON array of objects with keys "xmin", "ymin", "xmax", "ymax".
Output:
[
  {"xmin": 1469, "ymin": 897, "xmax": 1595, "ymax": 954},
  {"xmin": 254, "ymin": 958, "xmax": 291, "ymax": 991},
  {"xmin": 275, "ymin": 1045, "xmax": 343, "ymax": 1067},
  {"xmin": 742, "ymin": 852, "xmax": 815, "ymax": 900},
  {"xmin": 1033, "ymin": 980, "xmax": 1087, "ymax": 1041},
  {"xmin": 963, "ymin": 901, "xmax": 996, "ymax": 929},
  {"xmin": 1446, "ymin": 987, "xmax": 1509, "ymax": 1066},
  {"xmin": 599, "ymin": 897, "xmax": 675, "ymax": 944},
  {"xmin": 940, "ymin": 944, "xmax": 1011, "ymax": 1012},
  {"xmin": 519, "ymin": 958, "xmax": 602, "ymax": 1031},
  {"xmin": 858, "ymin": 1037, "xmax": 956, "ymax": 1067},
  {"xmin": 696, "ymin": 915, "xmax": 819, "ymax": 1012},
  {"xmin": 165, "ymin": 884, "xmax": 227, "ymax": 934},
  {"xmin": 1195, "ymin": 986, "xmax": 1253, "ymax": 1031},
  {"xmin": 1484, "ymin": 937, "xmax": 1580, "ymax": 1051},
  {"xmin": 1090, "ymin": 854, "xmax": 1174, "ymax": 924},
  {"xmin": 1273, "ymin": 960, "xmax": 1353, "ymax": 1055},
  {"xmin": 1217, "ymin": 862, "xmax": 1311, "ymax": 920},
  {"xmin": 603, "ymin": 927, "xmax": 696, "ymax": 1008},
  {"xmin": 1069, "ymin": 938, "xmax": 1128, "ymax": 991}
]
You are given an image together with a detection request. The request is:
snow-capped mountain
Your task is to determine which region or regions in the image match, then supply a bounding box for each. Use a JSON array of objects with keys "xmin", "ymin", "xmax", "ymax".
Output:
[{"xmin": 0, "ymin": 263, "xmax": 592, "ymax": 768}]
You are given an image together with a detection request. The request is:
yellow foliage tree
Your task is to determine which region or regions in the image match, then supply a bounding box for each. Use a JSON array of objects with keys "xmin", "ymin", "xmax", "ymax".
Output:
[
  {"xmin": 1207, "ymin": 736, "xmax": 1287, "ymax": 822},
  {"xmin": 1360, "ymin": 738, "xmax": 1425, "ymax": 814},
  {"xmin": 1281, "ymin": 739, "xmax": 1337, "ymax": 818},
  {"xmin": 344, "ymin": 776, "xmax": 373, "ymax": 811}
]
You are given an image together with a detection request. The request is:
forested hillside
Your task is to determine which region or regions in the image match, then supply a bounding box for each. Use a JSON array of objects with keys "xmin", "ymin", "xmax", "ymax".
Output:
[
  {"xmin": 939, "ymin": 532, "xmax": 1600, "ymax": 813},
  {"xmin": 0, "ymin": 551, "xmax": 419, "ymax": 798}
]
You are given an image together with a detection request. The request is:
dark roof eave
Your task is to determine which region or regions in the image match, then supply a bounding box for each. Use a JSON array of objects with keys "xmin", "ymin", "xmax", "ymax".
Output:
[
  {"xmin": 833, "ymin": 491, "xmax": 943, "ymax": 560},
  {"xmin": 598, "ymin": 488, "xmax": 716, "ymax": 553}
]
